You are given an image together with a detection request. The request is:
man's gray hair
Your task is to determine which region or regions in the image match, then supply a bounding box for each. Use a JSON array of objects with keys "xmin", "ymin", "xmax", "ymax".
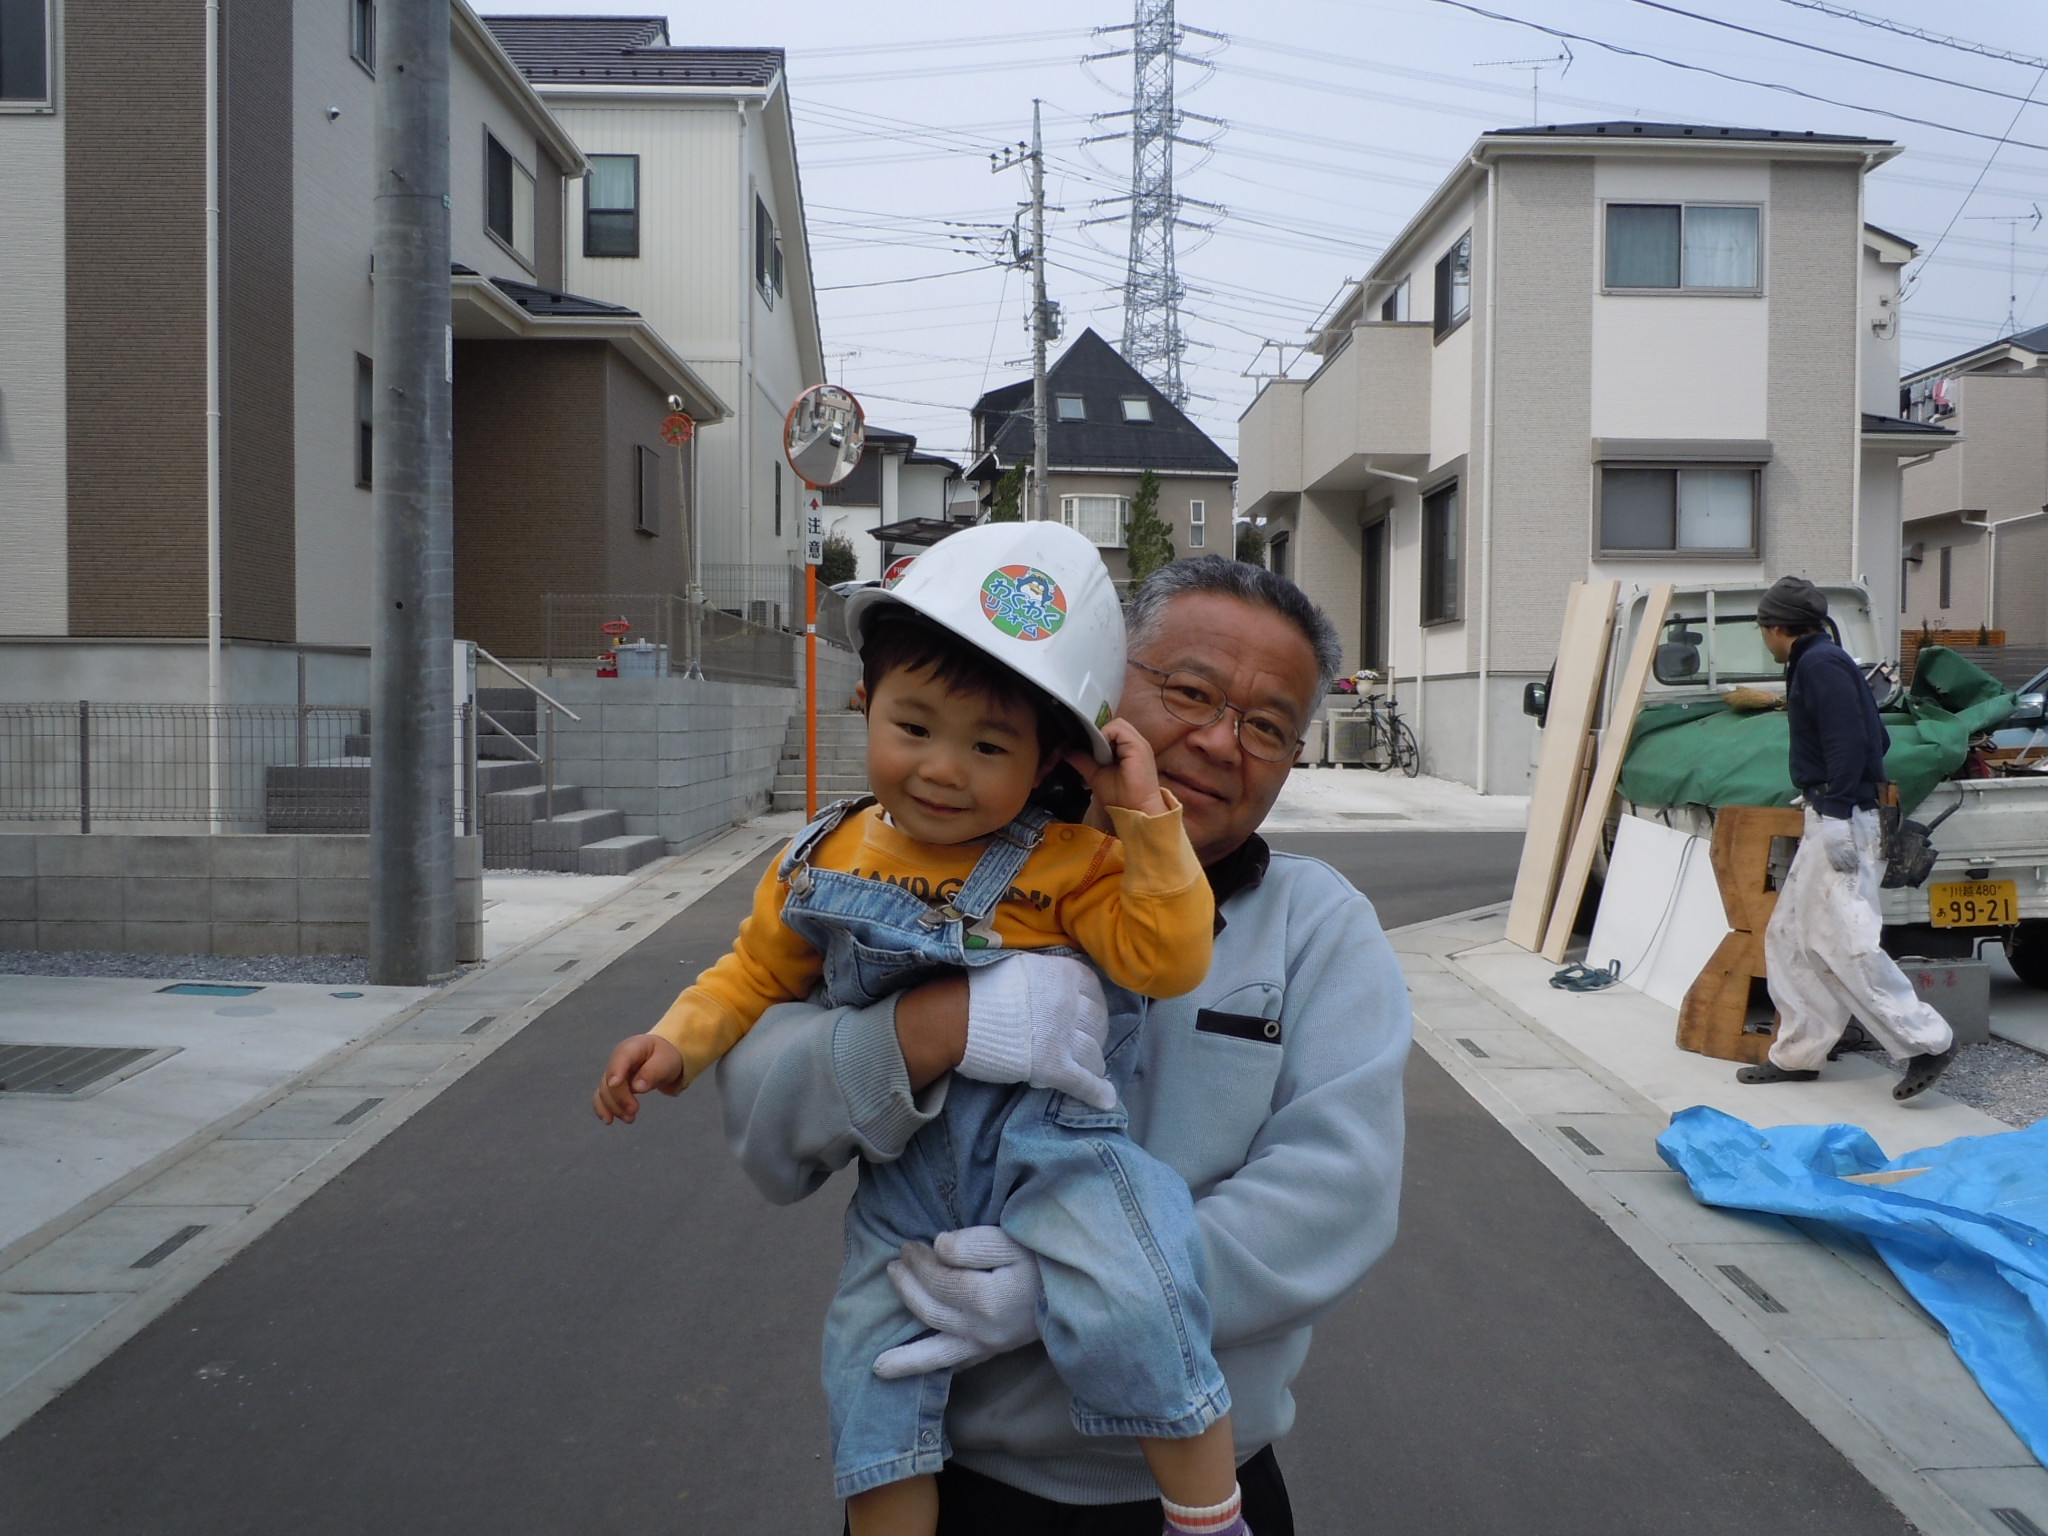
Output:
[{"xmin": 1125, "ymin": 556, "xmax": 1344, "ymax": 697}]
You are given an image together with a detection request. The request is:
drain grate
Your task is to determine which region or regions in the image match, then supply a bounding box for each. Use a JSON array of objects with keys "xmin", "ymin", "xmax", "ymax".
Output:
[
  {"xmin": 158, "ymin": 983, "xmax": 262, "ymax": 998},
  {"xmin": 333, "ymin": 1097, "xmax": 383, "ymax": 1126},
  {"xmin": 0, "ymin": 1044, "xmax": 161, "ymax": 1097},
  {"xmin": 1558, "ymin": 1126, "xmax": 1604, "ymax": 1157},
  {"xmin": 1994, "ymin": 1510, "xmax": 2048, "ymax": 1536},
  {"xmin": 1717, "ymin": 1264, "xmax": 1789, "ymax": 1314},
  {"xmin": 132, "ymin": 1224, "xmax": 207, "ymax": 1270},
  {"xmin": 1456, "ymin": 1038, "xmax": 1489, "ymax": 1058},
  {"xmin": 555, "ymin": 959, "xmax": 579, "ymax": 972},
  {"xmin": 462, "ymin": 1015, "xmax": 497, "ymax": 1035}
]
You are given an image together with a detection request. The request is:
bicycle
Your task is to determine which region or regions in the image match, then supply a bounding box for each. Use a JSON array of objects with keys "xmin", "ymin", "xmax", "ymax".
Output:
[{"xmin": 1340, "ymin": 671, "xmax": 1420, "ymax": 777}]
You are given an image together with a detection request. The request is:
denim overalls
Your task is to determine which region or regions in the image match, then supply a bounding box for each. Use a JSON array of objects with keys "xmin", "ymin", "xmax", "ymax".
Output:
[{"xmin": 782, "ymin": 799, "xmax": 1232, "ymax": 1500}]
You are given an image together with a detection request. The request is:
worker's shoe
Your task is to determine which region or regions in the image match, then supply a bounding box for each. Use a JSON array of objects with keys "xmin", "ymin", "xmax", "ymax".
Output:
[
  {"xmin": 1893, "ymin": 1044, "xmax": 1958, "ymax": 1102},
  {"xmin": 1735, "ymin": 1062, "xmax": 1820, "ymax": 1085}
]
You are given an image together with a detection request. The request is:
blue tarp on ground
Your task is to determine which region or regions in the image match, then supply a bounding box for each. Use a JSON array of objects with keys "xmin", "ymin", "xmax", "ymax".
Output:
[{"xmin": 1656, "ymin": 1107, "xmax": 2048, "ymax": 1467}]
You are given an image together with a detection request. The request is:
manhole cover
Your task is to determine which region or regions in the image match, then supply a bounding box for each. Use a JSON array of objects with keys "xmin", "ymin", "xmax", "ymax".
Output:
[{"xmin": 0, "ymin": 1044, "xmax": 170, "ymax": 1097}]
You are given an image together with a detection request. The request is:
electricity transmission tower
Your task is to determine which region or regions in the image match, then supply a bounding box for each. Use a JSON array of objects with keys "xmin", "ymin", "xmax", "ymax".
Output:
[{"xmin": 1090, "ymin": 3, "xmax": 1222, "ymax": 409}]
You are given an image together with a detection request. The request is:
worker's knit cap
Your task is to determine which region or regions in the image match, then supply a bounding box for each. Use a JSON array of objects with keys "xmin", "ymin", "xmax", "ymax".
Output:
[{"xmin": 1756, "ymin": 576, "xmax": 1828, "ymax": 628}]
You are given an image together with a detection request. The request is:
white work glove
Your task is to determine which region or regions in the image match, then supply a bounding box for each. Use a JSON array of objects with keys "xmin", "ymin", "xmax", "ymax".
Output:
[
  {"xmin": 1817, "ymin": 814, "xmax": 1861, "ymax": 875},
  {"xmin": 872, "ymin": 1227, "xmax": 1043, "ymax": 1379},
  {"xmin": 960, "ymin": 953, "xmax": 1117, "ymax": 1111}
]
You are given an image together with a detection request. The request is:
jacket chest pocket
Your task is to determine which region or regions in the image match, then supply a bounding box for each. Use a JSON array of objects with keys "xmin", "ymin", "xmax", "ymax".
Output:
[{"xmin": 1143, "ymin": 983, "xmax": 1285, "ymax": 1186}]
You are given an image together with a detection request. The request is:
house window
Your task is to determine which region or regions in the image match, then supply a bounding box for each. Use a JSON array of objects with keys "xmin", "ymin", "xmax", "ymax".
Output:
[
  {"xmin": 1120, "ymin": 397, "xmax": 1152, "ymax": 423},
  {"xmin": 1605, "ymin": 204, "xmax": 1760, "ymax": 291},
  {"xmin": 1268, "ymin": 532, "xmax": 1290, "ymax": 580},
  {"xmin": 1422, "ymin": 483, "xmax": 1460, "ymax": 623},
  {"xmin": 1939, "ymin": 546, "xmax": 1953, "ymax": 609},
  {"xmin": 755, "ymin": 195, "xmax": 783, "ymax": 304},
  {"xmin": 1599, "ymin": 465, "xmax": 1759, "ymax": 556},
  {"xmin": 349, "ymin": 0, "xmax": 375, "ymax": 72},
  {"xmin": 636, "ymin": 445, "xmax": 662, "ymax": 535},
  {"xmin": 1055, "ymin": 395, "xmax": 1086, "ymax": 422},
  {"xmin": 585, "ymin": 154, "xmax": 639, "ymax": 258},
  {"xmin": 485, "ymin": 134, "xmax": 535, "ymax": 264},
  {"xmin": 1432, "ymin": 232, "xmax": 1470, "ymax": 339},
  {"xmin": 1188, "ymin": 498, "xmax": 1206, "ymax": 550},
  {"xmin": 2, "ymin": 0, "xmax": 51, "ymax": 102},
  {"xmin": 1378, "ymin": 280, "xmax": 1408, "ymax": 323},
  {"xmin": 1061, "ymin": 495, "xmax": 1127, "ymax": 549},
  {"xmin": 821, "ymin": 451, "xmax": 882, "ymax": 506},
  {"xmin": 354, "ymin": 355, "xmax": 374, "ymax": 488}
]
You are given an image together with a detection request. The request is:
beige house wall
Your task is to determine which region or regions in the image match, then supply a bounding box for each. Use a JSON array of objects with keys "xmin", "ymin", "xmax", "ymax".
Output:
[{"xmin": 1046, "ymin": 470, "xmax": 1234, "ymax": 584}]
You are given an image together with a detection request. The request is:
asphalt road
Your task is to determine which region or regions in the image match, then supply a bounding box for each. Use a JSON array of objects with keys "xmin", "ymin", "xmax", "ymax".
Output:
[{"xmin": 0, "ymin": 831, "xmax": 1914, "ymax": 1534}]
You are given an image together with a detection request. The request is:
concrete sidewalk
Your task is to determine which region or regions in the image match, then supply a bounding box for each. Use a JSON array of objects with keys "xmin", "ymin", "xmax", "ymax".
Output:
[
  {"xmin": 1265, "ymin": 763, "xmax": 1531, "ymax": 832},
  {"xmin": 1397, "ymin": 905, "xmax": 2047, "ymax": 1536},
  {"xmin": 0, "ymin": 817, "xmax": 794, "ymax": 1440}
]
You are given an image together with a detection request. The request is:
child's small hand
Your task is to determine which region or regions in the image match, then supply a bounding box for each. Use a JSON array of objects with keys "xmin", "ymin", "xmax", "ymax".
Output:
[
  {"xmin": 593, "ymin": 1034, "xmax": 685, "ymax": 1124},
  {"xmin": 1063, "ymin": 718, "xmax": 1168, "ymax": 817}
]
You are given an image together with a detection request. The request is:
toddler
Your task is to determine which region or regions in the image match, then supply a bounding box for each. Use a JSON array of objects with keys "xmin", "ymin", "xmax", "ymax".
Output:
[{"xmin": 595, "ymin": 523, "xmax": 1252, "ymax": 1536}]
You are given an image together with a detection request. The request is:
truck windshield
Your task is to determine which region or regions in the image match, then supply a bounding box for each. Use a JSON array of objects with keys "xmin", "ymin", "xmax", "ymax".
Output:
[{"xmin": 1652, "ymin": 613, "xmax": 1784, "ymax": 686}]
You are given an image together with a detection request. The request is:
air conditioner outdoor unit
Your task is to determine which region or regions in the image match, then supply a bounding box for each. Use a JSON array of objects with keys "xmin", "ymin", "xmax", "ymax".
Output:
[
  {"xmin": 1328, "ymin": 710, "xmax": 1374, "ymax": 767},
  {"xmin": 747, "ymin": 599, "xmax": 783, "ymax": 630},
  {"xmin": 1296, "ymin": 718, "xmax": 1326, "ymax": 766}
]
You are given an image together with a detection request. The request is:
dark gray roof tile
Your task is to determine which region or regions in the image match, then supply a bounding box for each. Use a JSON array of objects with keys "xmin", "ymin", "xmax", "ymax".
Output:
[
  {"xmin": 971, "ymin": 330, "xmax": 1235, "ymax": 475},
  {"xmin": 483, "ymin": 16, "xmax": 782, "ymax": 87}
]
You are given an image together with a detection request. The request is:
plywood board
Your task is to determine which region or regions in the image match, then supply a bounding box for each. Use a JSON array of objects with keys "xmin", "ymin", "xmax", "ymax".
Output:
[
  {"xmin": 1506, "ymin": 580, "xmax": 1619, "ymax": 951},
  {"xmin": 1542, "ymin": 584, "xmax": 1674, "ymax": 961},
  {"xmin": 1583, "ymin": 814, "xmax": 1730, "ymax": 1010}
]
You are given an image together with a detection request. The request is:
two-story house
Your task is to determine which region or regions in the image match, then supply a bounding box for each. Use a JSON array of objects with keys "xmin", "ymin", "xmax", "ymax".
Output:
[
  {"xmin": 967, "ymin": 329, "xmax": 1237, "ymax": 584},
  {"xmin": 484, "ymin": 15, "xmax": 826, "ymax": 616},
  {"xmin": 1237, "ymin": 122, "xmax": 1954, "ymax": 792},
  {"xmin": 1899, "ymin": 322, "xmax": 2048, "ymax": 644},
  {"xmin": 0, "ymin": 0, "xmax": 725, "ymax": 694},
  {"xmin": 812, "ymin": 427, "xmax": 965, "ymax": 585}
]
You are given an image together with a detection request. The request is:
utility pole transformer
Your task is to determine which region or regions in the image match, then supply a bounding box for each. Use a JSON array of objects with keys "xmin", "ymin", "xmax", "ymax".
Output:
[
  {"xmin": 1122, "ymin": 0, "xmax": 1188, "ymax": 408},
  {"xmin": 370, "ymin": 0, "xmax": 456, "ymax": 985}
]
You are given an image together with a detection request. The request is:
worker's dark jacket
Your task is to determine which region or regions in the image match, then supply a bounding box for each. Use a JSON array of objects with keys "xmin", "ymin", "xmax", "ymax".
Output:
[{"xmin": 1784, "ymin": 632, "xmax": 1889, "ymax": 818}]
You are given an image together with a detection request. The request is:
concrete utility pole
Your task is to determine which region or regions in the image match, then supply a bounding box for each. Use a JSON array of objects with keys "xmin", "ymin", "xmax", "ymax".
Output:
[
  {"xmin": 370, "ymin": 0, "xmax": 456, "ymax": 985},
  {"xmin": 993, "ymin": 105, "xmax": 1055, "ymax": 522},
  {"xmin": 1029, "ymin": 101, "xmax": 1050, "ymax": 525}
]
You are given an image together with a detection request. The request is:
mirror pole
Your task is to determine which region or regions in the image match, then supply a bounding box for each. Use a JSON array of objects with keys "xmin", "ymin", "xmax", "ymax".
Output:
[{"xmin": 805, "ymin": 494, "xmax": 819, "ymax": 820}]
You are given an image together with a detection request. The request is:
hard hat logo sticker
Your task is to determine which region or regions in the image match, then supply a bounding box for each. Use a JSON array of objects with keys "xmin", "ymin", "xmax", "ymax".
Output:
[{"xmin": 979, "ymin": 566, "xmax": 1067, "ymax": 642}]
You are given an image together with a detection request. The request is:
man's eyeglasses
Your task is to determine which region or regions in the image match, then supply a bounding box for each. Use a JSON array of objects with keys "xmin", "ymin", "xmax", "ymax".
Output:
[{"xmin": 1129, "ymin": 661, "xmax": 1302, "ymax": 763}]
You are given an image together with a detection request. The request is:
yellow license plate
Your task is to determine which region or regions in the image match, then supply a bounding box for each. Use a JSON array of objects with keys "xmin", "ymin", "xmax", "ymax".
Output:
[{"xmin": 1928, "ymin": 880, "xmax": 2019, "ymax": 928}]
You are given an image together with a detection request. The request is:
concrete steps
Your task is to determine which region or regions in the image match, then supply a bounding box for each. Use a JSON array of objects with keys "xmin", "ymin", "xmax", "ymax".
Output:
[
  {"xmin": 578, "ymin": 834, "xmax": 665, "ymax": 875},
  {"xmin": 530, "ymin": 807, "xmax": 626, "ymax": 872},
  {"xmin": 772, "ymin": 710, "xmax": 870, "ymax": 811}
]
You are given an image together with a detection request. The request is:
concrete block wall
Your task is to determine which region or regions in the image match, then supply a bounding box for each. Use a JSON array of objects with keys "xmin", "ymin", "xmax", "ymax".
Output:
[
  {"xmin": 544, "ymin": 675, "xmax": 799, "ymax": 851},
  {"xmin": 0, "ymin": 835, "xmax": 482, "ymax": 960}
]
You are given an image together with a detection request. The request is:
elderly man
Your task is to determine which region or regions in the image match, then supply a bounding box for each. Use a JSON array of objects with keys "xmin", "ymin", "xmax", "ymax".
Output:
[{"xmin": 718, "ymin": 557, "xmax": 1412, "ymax": 1533}]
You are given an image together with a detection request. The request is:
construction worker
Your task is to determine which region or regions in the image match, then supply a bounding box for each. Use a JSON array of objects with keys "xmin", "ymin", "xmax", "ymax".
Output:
[{"xmin": 1740, "ymin": 576, "xmax": 1957, "ymax": 1098}]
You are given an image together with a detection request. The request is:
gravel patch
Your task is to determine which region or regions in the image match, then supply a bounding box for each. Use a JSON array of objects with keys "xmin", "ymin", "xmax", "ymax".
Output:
[
  {"xmin": 0, "ymin": 950, "xmax": 372, "ymax": 985},
  {"xmin": 1924, "ymin": 1039, "xmax": 2048, "ymax": 1129}
]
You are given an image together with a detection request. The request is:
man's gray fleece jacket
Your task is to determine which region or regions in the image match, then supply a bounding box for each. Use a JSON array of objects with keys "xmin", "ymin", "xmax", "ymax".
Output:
[{"xmin": 716, "ymin": 845, "xmax": 1413, "ymax": 1506}]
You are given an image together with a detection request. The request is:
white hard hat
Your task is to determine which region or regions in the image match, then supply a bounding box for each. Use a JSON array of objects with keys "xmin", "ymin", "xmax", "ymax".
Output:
[{"xmin": 843, "ymin": 522, "xmax": 1125, "ymax": 762}]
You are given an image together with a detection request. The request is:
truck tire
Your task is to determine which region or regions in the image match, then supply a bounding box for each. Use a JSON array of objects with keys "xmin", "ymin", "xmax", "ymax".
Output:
[{"xmin": 2005, "ymin": 922, "xmax": 2048, "ymax": 990}]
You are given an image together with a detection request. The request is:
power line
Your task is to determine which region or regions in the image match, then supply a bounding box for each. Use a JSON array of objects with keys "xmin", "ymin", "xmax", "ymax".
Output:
[
  {"xmin": 815, "ymin": 265, "xmax": 1003, "ymax": 291},
  {"xmin": 1618, "ymin": 0, "xmax": 2048, "ymax": 109},
  {"xmin": 1425, "ymin": 0, "xmax": 2048, "ymax": 154},
  {"xmin": 1767, "ymin": 1, "xmax": 2048, "ymax": 72},
  {"xmin": 1902, "ymin": 64, "xmax": 2048, "ymax": 301}
]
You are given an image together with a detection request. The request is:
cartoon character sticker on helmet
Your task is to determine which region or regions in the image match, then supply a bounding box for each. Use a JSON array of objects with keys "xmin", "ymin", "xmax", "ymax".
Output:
[{"xmin": 980, "ymin": 566, "xmax": 1067, "ymax": 642}]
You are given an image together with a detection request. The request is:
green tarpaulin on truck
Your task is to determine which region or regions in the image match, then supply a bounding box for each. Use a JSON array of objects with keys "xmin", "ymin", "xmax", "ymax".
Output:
[{"xmin": 1619, "ymin": 646, "xmax": 2015, "ymax": 814}]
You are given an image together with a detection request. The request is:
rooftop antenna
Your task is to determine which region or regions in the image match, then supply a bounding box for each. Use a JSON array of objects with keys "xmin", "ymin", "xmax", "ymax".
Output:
[
  {"xmin": 1477, "ymin": 45, "xmax": 1572, "ymax": 126},
  {"xmin": 1965, "ymin": 204, "xmax": 2042, "ymax": 336}
]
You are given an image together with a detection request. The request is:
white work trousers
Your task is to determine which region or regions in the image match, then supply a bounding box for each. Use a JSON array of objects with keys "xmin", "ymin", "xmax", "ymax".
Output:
[{"xmin": 1763, "ymin": 807, "xmax": 1955, "ymax": 1072}]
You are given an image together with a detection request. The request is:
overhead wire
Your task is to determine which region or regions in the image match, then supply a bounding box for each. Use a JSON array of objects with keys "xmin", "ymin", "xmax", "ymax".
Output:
[
  {"xmin": 1900, "ymin": 63, "xmax": 2048, "ymax": 301},
  {"xmin": 1766, "ymin": 2, "xmax": 2048, "ymax": 71},
  {"xmin": 1423, "ymin": 0, "xmax": 2048, "ymax": 154}
]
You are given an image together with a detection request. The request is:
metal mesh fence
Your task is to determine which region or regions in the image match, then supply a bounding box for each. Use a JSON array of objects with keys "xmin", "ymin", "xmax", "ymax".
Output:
[
  {"xmin": 542, "ymin": 590, "xmax": 850, "ymax": 687},
  {"xmin": 0, "ymin": 704, "xmax": 388, "ymax": 832}
]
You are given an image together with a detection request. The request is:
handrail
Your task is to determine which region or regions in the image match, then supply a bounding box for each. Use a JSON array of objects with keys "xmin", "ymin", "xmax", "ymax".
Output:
[
  {"xmin": 474, "ymin": 706, "xmax": 544, "ymax": 763},
  {"xmin": 474, "ymin": 644, "xmax": 583, "ymax": 721}
]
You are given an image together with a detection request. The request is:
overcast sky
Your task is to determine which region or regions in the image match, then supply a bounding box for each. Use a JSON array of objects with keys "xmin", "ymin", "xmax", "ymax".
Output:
[{"xmin": 481, "ymin": 0, "xmax": 2048, "ymax": 462}]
